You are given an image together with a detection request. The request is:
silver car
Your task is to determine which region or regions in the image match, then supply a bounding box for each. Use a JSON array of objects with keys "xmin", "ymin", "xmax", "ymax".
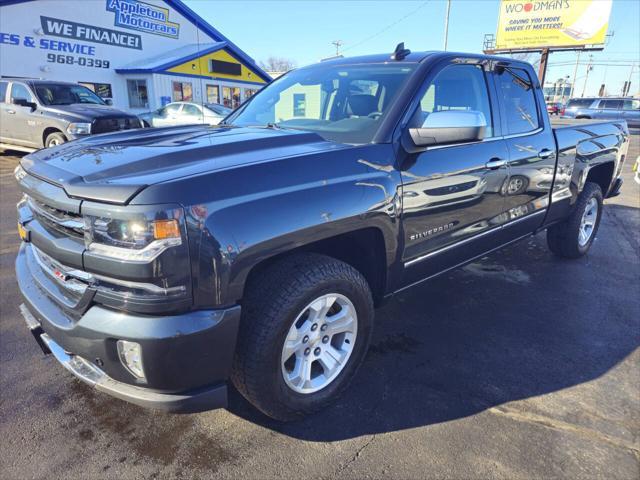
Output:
[
  {"xmin": 139, "ymin": 102, "xmax": 231, "ymax": 128},
  {"xmin": 561, "ymin": 97, "xmax": 640, "ymax": 128}
]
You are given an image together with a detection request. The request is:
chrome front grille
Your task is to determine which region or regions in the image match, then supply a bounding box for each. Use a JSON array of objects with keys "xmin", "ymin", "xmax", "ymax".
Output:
[{"xmin": 26, "ymin": 195, "xmax": 84, "ymax": 237}]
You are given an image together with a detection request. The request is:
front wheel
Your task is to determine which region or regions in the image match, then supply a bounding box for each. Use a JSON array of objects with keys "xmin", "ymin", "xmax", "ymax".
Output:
[
  {"xmin": 45, "ymin": 131, "xmax": 66, "ymax": 148},
  {"xmin": 547, "ymin": 182, "xmax": 603, "ymax": 258},
  {"xmin": 231, "ymin": 253, "xmax": 374, "ymax": 421}
]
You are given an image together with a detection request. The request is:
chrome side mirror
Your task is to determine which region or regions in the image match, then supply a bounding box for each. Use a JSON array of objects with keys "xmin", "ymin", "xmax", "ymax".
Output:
[{"xmin": 404, "ymin": 110, "xmax": 487, "ymax": 152}]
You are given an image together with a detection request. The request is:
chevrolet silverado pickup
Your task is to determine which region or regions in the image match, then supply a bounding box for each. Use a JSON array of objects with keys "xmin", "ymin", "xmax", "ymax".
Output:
[{"xmin": 15, "ymin": 48, "xmax": 629, "ymax": 421}]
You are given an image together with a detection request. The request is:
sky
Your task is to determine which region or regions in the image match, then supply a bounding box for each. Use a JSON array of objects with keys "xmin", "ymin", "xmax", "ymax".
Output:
[{"xmin": 184, "ymin": 0, "xmax": 640, "ymax": 97}]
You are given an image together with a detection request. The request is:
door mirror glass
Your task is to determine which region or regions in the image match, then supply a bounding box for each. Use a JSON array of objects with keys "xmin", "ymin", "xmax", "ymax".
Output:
[{"xmin": 407, "ymin": 110, "xmax": 486, "ymax": 148}]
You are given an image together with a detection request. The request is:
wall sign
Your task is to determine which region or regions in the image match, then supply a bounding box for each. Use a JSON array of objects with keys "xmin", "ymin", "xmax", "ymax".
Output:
[
  {"xmin": 41, "ymin": 16, "xmax": 142, "ymax": 49},
  {"xmin": 107, "ymin": 0, "xmax": 180, "ymax": 39}
]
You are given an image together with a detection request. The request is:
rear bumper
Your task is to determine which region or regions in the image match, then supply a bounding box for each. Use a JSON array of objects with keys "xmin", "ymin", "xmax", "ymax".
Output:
[{"xmin": 16, "ymin": 243, "xmax": 241, "ymax": 413}]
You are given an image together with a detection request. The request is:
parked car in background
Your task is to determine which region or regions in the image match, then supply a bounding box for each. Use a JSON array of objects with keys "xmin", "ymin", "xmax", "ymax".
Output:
[
  {"xmin": 139, "ymin": 102, "xmax": 231, "ymax": 127},
  {"xmin": 546, "ymin": 101, "xmax": 563, "ymax": 115},
  {"xmin": 562, "ymin": 97, "xmax": 640, "ymax": 127},
  {"xmin": 0, "ymin": 79, "xmax": 142, "ymax": 151}
]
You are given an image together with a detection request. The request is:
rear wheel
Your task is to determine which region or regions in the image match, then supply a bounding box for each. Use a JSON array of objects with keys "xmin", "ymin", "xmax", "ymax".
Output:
[
  {"xmin": 547, "ymin": 182, "xmax": 603, "ymax": 258},
  {"xmin": 231, "ymin": 253, "xmax": 374, "ymax": 421},
  {"xmin": 45, "ymin": 132, "xmax": 66, "ymax": 148}
]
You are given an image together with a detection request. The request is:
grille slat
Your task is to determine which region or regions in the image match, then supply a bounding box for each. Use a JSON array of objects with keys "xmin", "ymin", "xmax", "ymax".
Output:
[{"xmin": 92, "ymin": 117, "xmax": 139, "ymax": 134}]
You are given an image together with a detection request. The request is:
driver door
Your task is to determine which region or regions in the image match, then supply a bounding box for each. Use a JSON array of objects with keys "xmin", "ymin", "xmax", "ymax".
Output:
[
  {"xmin": 7, "ymin": 82, "xmax": 40, "ymax": 148},
  {"xmin": 400, "ymin": 61, "xmax": 511, "ymax": 286}
]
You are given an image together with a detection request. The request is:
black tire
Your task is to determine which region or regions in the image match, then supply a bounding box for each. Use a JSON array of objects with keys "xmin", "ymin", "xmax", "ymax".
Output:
[
  {"xmin": 45, "ymin": 132, "xmax": 66, "ymax": 148},
  {"xmin": 231, "ymin": 253, "xmax": 375, "ymax": 421},
  {"xmin": 547, "ymin": 182, "xmax": 603, "ymax": 259}
]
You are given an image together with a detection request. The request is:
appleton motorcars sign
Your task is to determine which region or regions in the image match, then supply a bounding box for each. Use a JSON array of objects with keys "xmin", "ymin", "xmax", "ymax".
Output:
[{"xmin": 495, "ymin": 0, "xmax": 613, "ymax": 50}]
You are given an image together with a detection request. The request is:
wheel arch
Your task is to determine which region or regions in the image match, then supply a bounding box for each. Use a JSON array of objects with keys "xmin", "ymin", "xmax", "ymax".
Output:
[
  {"xmin": 584, "ymin": 161, "xmax": 615, "ymax": 197},
  {"xmin": 239, "ymin": 227, "xmax": 390, "ymax": 307},
  {"xmin": 42, "ymin": 127, "xmax": 66, "ymax": 147}
]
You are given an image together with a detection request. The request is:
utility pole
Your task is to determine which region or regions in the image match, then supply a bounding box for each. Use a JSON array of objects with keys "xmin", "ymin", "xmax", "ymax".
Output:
[
  {"xmin": 568, "ymin": 50, "xmax": 581, "ymax": 100},
  {"xmin": 581, "ymin": 54, "xmax": 593, "ymax": 98},
  {"xmin": 331, "ymin": 40, "xmax": 344, "ymax": 57},
  {"xmin": 624, "ymin": 63, "xmax": 635, "ymax": 96},
  {"xmin": 443, "ymin": 0, "xmax": 451, "ymax": 51}
]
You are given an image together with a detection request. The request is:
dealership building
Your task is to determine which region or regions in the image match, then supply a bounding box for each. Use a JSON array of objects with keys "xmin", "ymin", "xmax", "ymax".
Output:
[{"xmin": 0, "ymin": 0, "xmax": 271, "ymax": 112}]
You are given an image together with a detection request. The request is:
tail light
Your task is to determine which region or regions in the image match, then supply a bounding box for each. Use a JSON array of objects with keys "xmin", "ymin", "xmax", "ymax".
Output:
[{"xmin": 560, "ymin": 107, "xmax": 565, "ymax": 116}]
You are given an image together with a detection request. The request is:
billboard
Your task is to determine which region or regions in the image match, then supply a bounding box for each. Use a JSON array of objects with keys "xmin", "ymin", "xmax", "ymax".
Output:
[{"xmin": 495, "ymin": 0, "xmax": 613, "ymax": 50}]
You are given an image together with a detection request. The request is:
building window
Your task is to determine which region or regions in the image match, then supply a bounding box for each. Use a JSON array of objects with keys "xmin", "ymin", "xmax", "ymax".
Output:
[
  {"xmin": 293, "ymin": 93, "xmax": 306, "ymax": 117},
  {"xmin": 126, "ymin": 79, "xmax": 148, "ymax": 108},
  {"xmin": 79, "ymin": 82, "xmax": 112, "ymax": 99},
  {"xmin": 206, "ymin": 85, "xmax": 220, "ymax": 104},
  {"xmin": 222, "ymin": 86, "xmax": 240, "ymax": 109},
  {"xmin": 209, "ymin": 59, "xmax": 242, "ymax": 76},
  {"xmin": 244, "ymin": 88, "xmax": 257, "ymax": 100},
  {"xmin": 173, "ymin": 82, "xmax": 193, "ymax": 102}
]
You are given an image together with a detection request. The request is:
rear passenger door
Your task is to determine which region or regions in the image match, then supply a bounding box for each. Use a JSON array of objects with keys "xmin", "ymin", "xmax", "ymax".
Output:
[{"xmin": 494, "ymin": 64, "xmax": 556, "ymax": 237}]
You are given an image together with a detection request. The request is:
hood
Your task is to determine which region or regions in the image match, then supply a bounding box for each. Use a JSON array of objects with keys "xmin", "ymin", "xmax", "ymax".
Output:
[
  {"xmin": 45, "ymin": 103, "xmax": 138, "ymax": 122},
  {"xmin": 21, "ymin": 125, "xmax": 346, "ymax": 204}
]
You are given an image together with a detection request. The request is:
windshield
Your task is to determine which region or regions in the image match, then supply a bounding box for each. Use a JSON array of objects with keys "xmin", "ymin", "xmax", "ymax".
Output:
[
  {"xmin": 226, "ymin": 62, "xmax": 417, "ymax": 144},
  {"xmin": 34, "ymin": 83, "xmax": 106, "ymax": 106}
]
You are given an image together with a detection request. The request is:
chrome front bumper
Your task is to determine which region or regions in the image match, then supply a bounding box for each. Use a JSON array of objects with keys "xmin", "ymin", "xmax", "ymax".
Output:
[{"xmin": 19, "ymin": 301, "xmax": 231, "ymax": 413}]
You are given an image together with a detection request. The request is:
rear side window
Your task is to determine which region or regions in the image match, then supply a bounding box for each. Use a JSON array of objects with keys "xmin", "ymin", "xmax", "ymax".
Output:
[
  {"xmin": 623, "ymin": 99, "xmax": 640, "ymax": 110},
  {"xmin": 495, "ymin": 67, "xmax": 539, "ymax": 135},
  {"xmin": 413, "ymin": 64, "xmax": 494, "ymax": 137},
  {"xmin": 567, "ymin": 99, "xmax": 594, "ymax": 108},
  {"xmin": 0, "ymin": 81, "xmax": 7, "ymax": 103},
  {"xmin": 600, "ymin": 99, "xmax": 623, "ymax": 110}
]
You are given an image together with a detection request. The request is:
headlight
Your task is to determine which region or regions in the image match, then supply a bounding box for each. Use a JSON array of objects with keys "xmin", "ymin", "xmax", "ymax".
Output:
[
  {"xmin": 67, "ymin": 122, "xmax": 92, "ymax": 135},
  {"xmin": 84, "ymin": 207, "xmax": 184, "ymax": 262}
]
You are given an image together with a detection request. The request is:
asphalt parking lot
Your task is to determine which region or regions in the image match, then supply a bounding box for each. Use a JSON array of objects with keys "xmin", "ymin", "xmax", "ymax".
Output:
[{"xmin": 0, "ymin": 135, "xmax": 638, "ymax": 479}]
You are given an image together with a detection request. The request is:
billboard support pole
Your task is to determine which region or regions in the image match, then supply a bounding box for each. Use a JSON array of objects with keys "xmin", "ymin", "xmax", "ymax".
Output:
[{"xmin": 538, "ymin": 48, "xmax": 550, "ymax": 86}]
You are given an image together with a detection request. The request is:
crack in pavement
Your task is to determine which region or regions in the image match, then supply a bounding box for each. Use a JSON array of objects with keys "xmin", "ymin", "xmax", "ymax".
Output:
[
  {"xmin": 489, "ymin": 405, "xmax": 640, "ymax": 456},
  {"xmin": 326, "ymin": 434, "xmax": 378, "ymax": 480}
]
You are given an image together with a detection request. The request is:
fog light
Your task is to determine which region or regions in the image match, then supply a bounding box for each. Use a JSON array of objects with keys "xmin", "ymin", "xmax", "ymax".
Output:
[{"xmin": 117, "ymin": 340, "xmax": 146, "ymax": 380}]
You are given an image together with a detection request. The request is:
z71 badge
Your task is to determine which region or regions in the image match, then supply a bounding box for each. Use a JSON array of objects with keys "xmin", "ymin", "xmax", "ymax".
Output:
[{"xmin": 409, "ymin": 222, "xmax": 457, "ymax": 241}]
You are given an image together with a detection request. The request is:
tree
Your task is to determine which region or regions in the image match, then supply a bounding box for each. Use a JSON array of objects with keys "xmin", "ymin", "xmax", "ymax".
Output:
[{"xmin": 259, "ymin": 56, "xmax": 298, "ymax": 73}]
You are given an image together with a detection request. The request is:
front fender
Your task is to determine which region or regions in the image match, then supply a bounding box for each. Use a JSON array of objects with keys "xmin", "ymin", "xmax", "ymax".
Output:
[{"xmin": 177, "ymin": 144, "xmax": 401, "ymax": 308}]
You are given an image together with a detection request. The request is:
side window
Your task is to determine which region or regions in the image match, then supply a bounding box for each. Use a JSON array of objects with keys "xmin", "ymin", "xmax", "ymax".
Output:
[
  {"xmin": 495, "ymin": 67, "xmax": 539, "ymax": 135},
  {"xmin": 165, "ymin": 103, "xmax": 182, "ymax": 115},
  {"xmin": 623, "ymin": 99, "xmax": 640, "ymax": 111},
  {"xmin": 182, "ymin": 104, "xmax": 200, "ymax": 116},
  {"xmin": 601, "ymin": 99, "xmax": 623, "ymax": 110},
  {"xmin": 10, "ymin": 83, "xmax": 34, "ymax": 102},
  {"xmin": 413, "ymin": 64, "xmax": 493, "ymax": 137},
  {"xmin": 0, "ymin": 81, "xmax": 7, "ymax": 103}
]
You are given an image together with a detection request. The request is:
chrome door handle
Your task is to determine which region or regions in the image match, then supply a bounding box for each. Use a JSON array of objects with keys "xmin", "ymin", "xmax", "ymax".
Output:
[
  {"xmin": 485, "ymin": 158, "xmax": 507, "ymax": 170},
  {"xmin": 538, "ymin": 149, "xmax": 554, "ymax": 159},
  {"xmin": 6, "ymin": 110, "xmax": 16, "ymax": 114}
]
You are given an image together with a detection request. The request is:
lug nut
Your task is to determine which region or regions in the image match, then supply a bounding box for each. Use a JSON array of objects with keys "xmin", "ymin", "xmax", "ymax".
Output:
[
  {"xmin": 321, "ymin": 324, "xmax": 328, "ymax": 331},
  {"xmin": 322, "ymin": 336, "xmax": 329, "ymax": 344},
  {"xmin": 314, "ymin": 347, "xmax": 321, "ymax": 356},
  {"xmin": 311, "ymin": 323, "xmax": 318, "ymax": 331},
  {"xmin": 303, "ymin": 335, "xmax": 309, "ymax": 343},
  {"xmin": 304, "ymin": 348, "xmax": 311, "ymax": 356}
]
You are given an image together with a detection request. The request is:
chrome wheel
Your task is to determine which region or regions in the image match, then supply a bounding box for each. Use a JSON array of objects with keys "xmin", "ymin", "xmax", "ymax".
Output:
[
  {"xmin": 281, "ymin": 293, "xmax": 357, "ymax": 394},
  {"xmin": 47, "ymin": 138, "xmax": 62, "ymax": 147},
  {"xmin": 579, "ymin": 197, "xmax": 598, "ymax": 246}
]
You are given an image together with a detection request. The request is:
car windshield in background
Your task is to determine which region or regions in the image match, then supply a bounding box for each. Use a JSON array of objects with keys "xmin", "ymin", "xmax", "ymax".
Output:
[
  {"xmin": 205, "ymin": 103, "xmax": 231, "ymax": 115},
  {"xmin": 226, "ymin": 62, "xmax": 417, "ymax": 144},
  {"xmin": 34, "ymin": 84, "xmax": 106, "ymax": 106}
]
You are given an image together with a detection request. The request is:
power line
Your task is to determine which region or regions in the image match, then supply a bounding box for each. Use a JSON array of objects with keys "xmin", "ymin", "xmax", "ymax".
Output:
[{"xmin": 341, "ymin": 1, "xmax": 430, "ymax": 53}]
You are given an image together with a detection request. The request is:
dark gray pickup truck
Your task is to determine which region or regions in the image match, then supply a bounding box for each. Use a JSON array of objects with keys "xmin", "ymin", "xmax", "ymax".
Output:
[
  {"xmin": 15, "ymin": 48, "xmax": 629, "ymax": 421},
  {"xmin": 0, "ymin": 79, "xmax": 142, "ymax": 151}
]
